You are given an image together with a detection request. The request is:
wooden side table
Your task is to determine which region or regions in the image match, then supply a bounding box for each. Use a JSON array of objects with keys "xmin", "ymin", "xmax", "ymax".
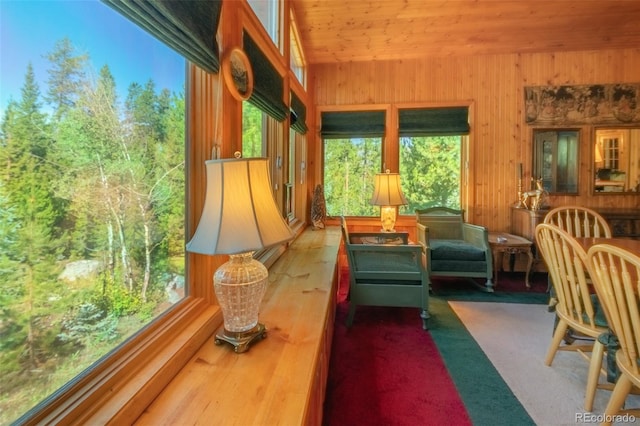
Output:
[{"xmin": 488, "ymin": 232, "xmax": 534, "ymax": 288}]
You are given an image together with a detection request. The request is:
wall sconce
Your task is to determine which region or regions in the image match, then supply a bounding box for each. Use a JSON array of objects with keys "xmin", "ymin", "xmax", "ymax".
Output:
[
  {"xmin": 186, "ymin": 155, "xmax": 293, "ymax": 353},
  {"xmin": 369, "ymin": 170, "xmax": 408, "ymax": 232}
]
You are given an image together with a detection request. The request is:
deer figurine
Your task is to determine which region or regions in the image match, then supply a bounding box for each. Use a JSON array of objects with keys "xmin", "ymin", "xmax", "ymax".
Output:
[{"xmin": 521, "ymin": 177, "xmax": 548, "ymax": 211}]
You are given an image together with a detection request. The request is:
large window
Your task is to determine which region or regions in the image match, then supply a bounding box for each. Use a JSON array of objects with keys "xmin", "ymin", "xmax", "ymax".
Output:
[
  {"xmin": 0, "ymin": 2, "xmax": 185, "ymax": 422},
  {"xmin": 399, "ymin": 136, "xmax": 462, "ymax": 213},
  {"xmin": 248, "ymin": 0, "xmax": 281, "ymax": 50},
  {"xmin": 321, "ymin": 110, "xmax": 385, "ymax": 216},
  {"xmin": 398, "ymin": 106, "xmax": 469, "ymax": 213},
  {"xmin": 323, "ymin": 137, "xmax": 382, "ymax": 216},
  {"xmin": 289, "ymin": 10, "xmax": 306, "ymax": 86}
]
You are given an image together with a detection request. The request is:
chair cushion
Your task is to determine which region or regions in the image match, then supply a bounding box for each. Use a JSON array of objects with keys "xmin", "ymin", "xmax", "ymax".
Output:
[
  {"xmin": 431, "ymin": 259, "xmax": 488, "ymax": 272},
  {"xmin": 430, "ymin": 240, "xmax": 486, "ymax": 261},
  {"xmin": 590, "ymin": 294, "xmax": 609, "ymax": 328}
]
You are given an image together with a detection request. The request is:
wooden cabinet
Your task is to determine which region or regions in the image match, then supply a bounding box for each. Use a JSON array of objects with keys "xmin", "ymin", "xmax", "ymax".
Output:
[
  {"xmin": 598, "ymin": 208, "xmax": 640, "ymax": 239},
  {"xmin": 511, "ymin": 206, "xmax": 640, "ymax": 240},
  {"xmin": 509, "ymin": 207, "xmax": 550, "ymax": 272},
  {"xmin": 510, "ymin": 206, "xmax": 549, "ymax": 243}
]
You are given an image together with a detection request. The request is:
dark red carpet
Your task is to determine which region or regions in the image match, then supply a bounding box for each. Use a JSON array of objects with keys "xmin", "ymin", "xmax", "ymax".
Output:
[
  {"xmin": 323, "ymin": 273, "xmax": 473, "ymax": 426},
  {"xmin": 323, "ymin": 270, "xmax": 547, "ymax": 425}
]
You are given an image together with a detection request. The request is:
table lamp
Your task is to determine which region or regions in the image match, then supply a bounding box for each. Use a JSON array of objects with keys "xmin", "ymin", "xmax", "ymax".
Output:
[
  {"xmin": 369, "ymin": 170, "xmax": 408, "ymax": 232},
  {"xmin": 186, "ymin": 155, "xmax": 293, "ymax": 353}
]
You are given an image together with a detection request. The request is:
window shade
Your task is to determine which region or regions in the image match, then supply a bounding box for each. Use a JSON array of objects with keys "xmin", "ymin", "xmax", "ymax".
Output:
[
  {"xmin": 290, "ymin": 91, "xmax": 308, "ymax": 134},
  {"xmin": 244, "ymin": 32, "xmax": 288, "ymax": 121},
  {"xmin": 320, "ymin": 111, "xmax": 385, "ymax": 138},
  {"xmin": 102, "ymin": 0, "xmax": 222, "ymax": 74},
  {"xmin": 399, "ymin": 107, "xmax": 469, "ymax": 136}
]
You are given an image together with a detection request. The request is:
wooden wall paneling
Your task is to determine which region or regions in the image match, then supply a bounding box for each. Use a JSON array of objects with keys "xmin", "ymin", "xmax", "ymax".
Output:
[{"xmin": 310, "ymin": 48, "xmax": 640, "ymax": 234}]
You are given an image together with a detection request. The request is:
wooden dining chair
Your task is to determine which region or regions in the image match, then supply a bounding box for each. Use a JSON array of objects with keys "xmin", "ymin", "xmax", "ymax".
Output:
[
  {"xmin": 586, "ymin": 244, "xmax": 640, "ymax": 424},
  {"xmin": 544, "ymin": 206, "xmax": 612, "ymax": 312},
  {"xmin": 544, "ymin": 205, "xmax": 612, "ymax": 238},
  {"xmin": 535, "ymin": 223, "xmax": 609, "ymax": 412}
]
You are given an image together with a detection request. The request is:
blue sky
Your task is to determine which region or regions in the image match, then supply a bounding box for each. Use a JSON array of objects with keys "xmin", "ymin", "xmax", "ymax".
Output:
[{"xmin": 1, "ymin": 0, "xmax": 186, "ymax": 117}]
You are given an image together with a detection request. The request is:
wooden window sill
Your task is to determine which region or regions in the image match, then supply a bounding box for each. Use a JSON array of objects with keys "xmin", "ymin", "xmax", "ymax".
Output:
[
  {"xmin": 132, "ymin": 226, "xmax": 341, "ymax": 425},
  {"xmin": 21, "ymin": 297, "xmax": 220, "ymax": 425}
]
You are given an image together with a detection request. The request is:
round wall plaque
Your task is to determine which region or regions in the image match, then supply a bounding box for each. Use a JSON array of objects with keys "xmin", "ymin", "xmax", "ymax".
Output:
[{"xmin": 221, "ymin": 47, "xmax": 253, "ymax": 101}]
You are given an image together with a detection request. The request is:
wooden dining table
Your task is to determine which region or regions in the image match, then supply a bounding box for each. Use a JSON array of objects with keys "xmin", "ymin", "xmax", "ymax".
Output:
[
  {"xmin": 575, "ymin": 237, "xmax": 640, "ymax": 285},
  {"xmin": 575, "ymin": 237, "xmax": 640, "ymax": 256}
]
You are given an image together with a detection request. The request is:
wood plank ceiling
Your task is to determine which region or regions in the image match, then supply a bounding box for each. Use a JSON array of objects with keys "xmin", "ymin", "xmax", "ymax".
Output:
[{"xmin": 291, "ymin": 0, "xmax": 640, "ymax": 64}]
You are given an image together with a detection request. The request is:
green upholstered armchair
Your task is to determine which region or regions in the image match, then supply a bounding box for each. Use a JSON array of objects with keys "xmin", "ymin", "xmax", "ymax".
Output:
[
  {"xmin": 415, "ymin": 207, "xmax": 494, "ymax": 292},
  {"xmin": 341, "ymin": 217, "xmax": 429, "ymax": 329}
]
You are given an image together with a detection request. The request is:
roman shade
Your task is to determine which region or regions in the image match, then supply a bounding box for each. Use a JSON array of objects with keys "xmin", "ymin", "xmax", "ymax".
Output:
[
  {"xmin": 320, "ymin": 111, "xmax": 385, "ymax": 138},
  {"xmin": 102, "ymin": 0, "xmax": 222, "ymax": 74},
  {"xmin": 244, "ymin": 32, "xmax": 288, "ymax": 122},
  {"xmin": 290, "ymin": 91, "xmax": 308, "ymax": 134},
  {"xmin": 399, "ymin": 107, "xmax": 469, "ymax": 136}
]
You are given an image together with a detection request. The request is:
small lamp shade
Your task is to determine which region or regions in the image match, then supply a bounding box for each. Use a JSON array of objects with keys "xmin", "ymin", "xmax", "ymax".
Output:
[
  {"xmin": 369, "ymin": 171, "xmax": 407, "ymax": 232},
  {"xmin": 186, "ymin": 157, "xmax": 293, "ymax": 353},
  {"xmin": 369, "ymin": 172, "xmax": 408, "ymax": 206},
  {"xmin": 186, "ymin": 157, "xmax": 293, "ymax": 255}
]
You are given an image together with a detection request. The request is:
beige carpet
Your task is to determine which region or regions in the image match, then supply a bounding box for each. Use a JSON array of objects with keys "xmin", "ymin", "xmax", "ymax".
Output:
[{"xmin": 449, "ymin": 301, "xmax": 640, "ymax": 426}]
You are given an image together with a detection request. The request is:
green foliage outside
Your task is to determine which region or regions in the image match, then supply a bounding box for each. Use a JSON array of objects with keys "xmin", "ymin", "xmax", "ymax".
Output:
[
  {"xmin": 242, "ymin": 102, "xmax": 263, "ymax": 158},
  {"xmin": 323, "ymin": 135, "xmax": 461, "ymax": 217},
  {"xmin": 0, "ymin": 38, "xmax": 185, "ymax": 423},
  {"xmin": 323, "ymin": 138, "xmax": 381, "ymax": 216},
  {"xmin": 399, "ymin": 135, "xmax": 461, "ymax": 214}
]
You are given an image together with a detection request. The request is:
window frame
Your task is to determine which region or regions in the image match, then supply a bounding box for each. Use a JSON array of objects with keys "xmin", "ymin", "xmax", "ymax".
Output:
[
  {"xmin": 289, "ymin": 9, "xmax": 306, "ymax": 87},
  {"xmin": 247, "ymin": 0, "xmax": 282, "ymax": 52}
]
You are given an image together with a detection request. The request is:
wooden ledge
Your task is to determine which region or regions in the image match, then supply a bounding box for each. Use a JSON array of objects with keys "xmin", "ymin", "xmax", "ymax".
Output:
[
  {"xmin": 133, "ymin": 226, "xmax": 341, "ymax": 425},
  {"xmin": 24, "ymin": 298, "xmax": 220, "ymax": 425}
]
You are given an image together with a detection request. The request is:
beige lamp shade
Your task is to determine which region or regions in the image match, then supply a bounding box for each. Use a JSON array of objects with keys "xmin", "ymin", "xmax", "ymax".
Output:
[
  {"xmin": 186, "ymin": 157, "xmax": 294, "ymax": 255},
  {"xmin": 369, "ymin": 171, "xmax": 408, "ymax": 206}
]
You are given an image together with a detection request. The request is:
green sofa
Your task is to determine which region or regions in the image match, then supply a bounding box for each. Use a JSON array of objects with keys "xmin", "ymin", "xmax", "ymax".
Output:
[
  {"xmin": 415, "ymin": 207, "xmax": 494, "ymax": 292},
  {"xmin": 341, "ymin": 217, "xmax": 429, "ymax": 329}
]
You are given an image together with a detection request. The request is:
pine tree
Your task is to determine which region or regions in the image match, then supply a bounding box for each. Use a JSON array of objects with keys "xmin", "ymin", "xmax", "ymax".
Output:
[
  {"xmin": 1, "ymin": 63, "xmax": 62, "ymax": 371},
  {"xmin": 45, "ymin": 37, "xmax": 88, "ymax": 121}
]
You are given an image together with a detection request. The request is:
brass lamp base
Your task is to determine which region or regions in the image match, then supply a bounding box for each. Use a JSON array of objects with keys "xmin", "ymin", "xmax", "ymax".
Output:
[{"xmin": 214, "ymin": 323, "xmax": 267, "ymax": 353}]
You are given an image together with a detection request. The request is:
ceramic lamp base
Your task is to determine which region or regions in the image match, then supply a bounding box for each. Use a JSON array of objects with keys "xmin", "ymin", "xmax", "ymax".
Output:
[
  {"xmin": 380, "ymin": 205, "xmax": 397, "ymax": 232},
  {"xmin": 214, "ymin": 323, "xmax": 267, "ymax": 353}
]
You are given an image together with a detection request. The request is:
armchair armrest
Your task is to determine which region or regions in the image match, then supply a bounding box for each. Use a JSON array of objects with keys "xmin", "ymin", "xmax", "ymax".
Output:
[
  {"xmin": 416, "ymin": 223, "xmax": 428, "ymax": 251},
  {"xmin": 462, "ymin": 223, "xmax": 491, "ymax": 250}
]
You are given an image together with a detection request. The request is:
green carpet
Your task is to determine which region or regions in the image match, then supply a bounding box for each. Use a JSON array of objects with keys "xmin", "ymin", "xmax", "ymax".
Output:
[
  {"xmin": 433, "ymin": 288, "xmax": 548, "ymax": 304},
  {"xmin": 431, "ymin": 273, "xmax": 549, "ymax": 305},
  {"xmin": 429, "ymin": 296, "xmax": 537, "ymax": 426}
]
